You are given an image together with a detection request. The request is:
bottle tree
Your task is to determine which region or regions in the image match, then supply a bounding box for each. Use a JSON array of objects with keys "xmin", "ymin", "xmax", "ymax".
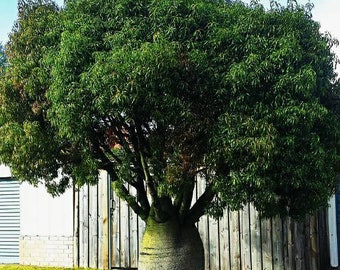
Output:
[{"xmin": 0, "ymin": 0, "xmax": 339, "ymax": 269}]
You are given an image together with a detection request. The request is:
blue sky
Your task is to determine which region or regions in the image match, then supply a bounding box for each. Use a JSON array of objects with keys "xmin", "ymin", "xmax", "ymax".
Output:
[
  {"xmin": 0, "ymin": 0, "xmax": 64, "ymax": 43},
  {"xmin": 0, "ymin": 0, "xmax": 339, "ymax": 68}
]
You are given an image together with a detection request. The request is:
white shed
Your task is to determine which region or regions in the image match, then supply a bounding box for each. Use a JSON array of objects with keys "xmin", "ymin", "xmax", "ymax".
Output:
[{"xmin": 0, "ymin": 165, "xmax": 74, "ymax": 267}]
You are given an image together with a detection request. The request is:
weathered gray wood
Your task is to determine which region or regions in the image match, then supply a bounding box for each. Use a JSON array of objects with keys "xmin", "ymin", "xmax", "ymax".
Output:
[
  {"xmin": 209, "ymin": 217, "xmax": 220, "ymax": 270},
  {"xmin": 76, "ymin": 175, "xmax": 330, "ymax": 270},
  {"xmin": 120, "ymin": 190, "xmax": 130, "ymax": 267},
  {"xmin": 283, "ymin": 217, "xmax": 294, "ymax": 270},
  {"xmin": 129, "ymin": 186, "xmax": 139, "ymax": 267},
  {"xmin": 241, "ymin": 204, "xmax": 251, "ymax": 270},
  {"xmin": 229, "ymin": 210, "xmax": 241, "ymax": 270},
  {"xmin": 196, "ymin": 176, "xmax": 211, "ymax": 269},
  {"xmin": 219, "ymin": 211, "xmax": 231, "ymax": 270},
  {"xmin": 309, "ymin": 216, "xmax": 318, "ymax": 270},
  {"xmin": 89, "ymin": 184, "xmax": 98, "ymax": 268},
  {"xmin": 111, "ymin": 185, "xmax": 120, "ymax": 268},
  {"xmin": 97, "ymin": 170, "xmax": 109, "ymax": 269},
  {"xmin": 261, "ymin": 218, "xmax": 273, "ymax": 270},
  {"xmin": 272, "ymin": 217, "xmax": 284, "ymax": 270},
  {"xmin": 79, "ymin": 185, "xmax": 89, "ymax": 267},
  {"xmin": 250, "ymin": 203, "xmax": 262, "ymax": 270},
  {"xmin": 294, "ymin": 222, "xmax": 306, "ymax": 270}
]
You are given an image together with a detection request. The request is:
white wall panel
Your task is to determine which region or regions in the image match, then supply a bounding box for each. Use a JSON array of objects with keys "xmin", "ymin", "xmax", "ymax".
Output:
[{"xmin": 20, "ymin": 182, "xmax": 73, "ymax": 236}]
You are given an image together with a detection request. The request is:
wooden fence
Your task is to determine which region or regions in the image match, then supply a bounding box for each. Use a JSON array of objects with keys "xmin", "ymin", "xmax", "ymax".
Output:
[{"xmin": 74, "ymin": 171, "xmax": 330, "ymax": 270}]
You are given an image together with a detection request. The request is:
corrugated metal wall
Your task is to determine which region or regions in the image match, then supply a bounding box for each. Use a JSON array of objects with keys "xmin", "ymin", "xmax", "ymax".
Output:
[{"xmin": 0, "ymin": 178, "xmax": 20, "ymax": 264}]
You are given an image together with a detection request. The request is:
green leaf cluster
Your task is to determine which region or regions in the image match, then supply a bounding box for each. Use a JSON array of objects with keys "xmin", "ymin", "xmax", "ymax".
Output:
[{"xmin": 0, "ymin": 0, "xmax": 339, "ymax": 219}]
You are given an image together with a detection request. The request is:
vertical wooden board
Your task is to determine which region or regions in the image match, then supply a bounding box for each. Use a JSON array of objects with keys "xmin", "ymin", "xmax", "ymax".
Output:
[
  {"xmin": 241, "ymin": 204, "xmax": 252, "ymax": 270},
  {"xmin": 209, "ymin": 217, "xmax": 220, "ymax": 270},
  {"xmin": 283, "ymin": 217, "xmax": 294, "ymax": 270},
  {"xmin": 219, "ymin": 209, "xmax": 231, "ymax": 270},
  {"xmin": 293, "ymin": 221, "xmax": 305, "ymax": 270},
  {"xmin": 250, "ymin": 203, "xmax": 262, "ymax": 270},
  {"xmin": 196, "ymin": 176, "xmax": 210, "ymax": 270},
  {"xmin": 73, "ymin": 188, "xmax": 79, "ymax": 268},
  {"xmin": 229, "ymin": 210, "xmax": 241, "ymax": 270},
  {"xmin": 195, "ymin": 175, "xmax": 204, "ymax": 233},
  {"xmin": 198, "ymin": 213, "xmax": 211, "ymax": 269},
  {"xmin": 301, "ymin": 220, "xmax": 307, "ymax": 270},
  {"xmin": 309, "ymin": 216, "xmax": 318, "ymax": 270},
  {"xmin": 89, "ymin": 184, "xmax": 98, "ymax": 268},
  {"xmin": 79, "ymin": 185, "xmax": 89, "ymax": 268},
  {"xmin": 129, "ymin": 209, "xmax": 139, "ymax": 268},
  {"xmin": 119, "ymin": 190, "xmax": 131, "ymax": 267},
  {"xmin": 128, "ymin": 186, "xmax": 139, "ymax": 268},
  {"xmin": 272, "ymin": 217, "xmax": 284, "ymax": 270},
  {"xmin": 111, "ymin": 188, "xmax": 121, "ymax": 268},
  {"xmin": 98, "ymin": 170, "xmax": 109, "ymax": 269},
  {"xmin": 261, "ymin": 218, "xmax": 273, "ymax": 270},
  {"xmin": 304, "ymin": 218, "xmax": 312, "ymax": 270},
  {"xmin": 78, "ymin": 186, "xmax": 84, "ymax": 267}
]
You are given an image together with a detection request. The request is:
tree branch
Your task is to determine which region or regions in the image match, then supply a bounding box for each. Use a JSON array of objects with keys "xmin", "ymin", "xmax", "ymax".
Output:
[
  {"xmin": 114, "ymin": 181, "xmax": 149, "ymax": 221},
  {"xmin": 178, "ymin": 176, "xmax": 195, "ymax": 224},
  {"xmin": 139, "ymin": 150, "xmax": 159, "ymax": 206},
  {"xmin": 185, "ymin": 182, "xmax": 216, "ymax": 225}
]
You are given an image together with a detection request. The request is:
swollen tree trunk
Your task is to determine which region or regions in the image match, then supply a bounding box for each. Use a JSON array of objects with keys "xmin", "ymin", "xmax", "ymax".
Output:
[{"xmin": 138, "ymin": 217, "xmax": 204, "ymax": 270}]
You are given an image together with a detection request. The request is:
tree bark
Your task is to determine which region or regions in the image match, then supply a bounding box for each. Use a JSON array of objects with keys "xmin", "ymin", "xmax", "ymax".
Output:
[{"xmin": 138, "ymin": 217, "xmax": 204, "ymax": 270}]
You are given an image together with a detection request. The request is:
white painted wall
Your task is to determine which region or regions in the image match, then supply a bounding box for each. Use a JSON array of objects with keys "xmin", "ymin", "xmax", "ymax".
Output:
[
  {"xmin": 20, "ymin": 182, "xmax": 73, "ymax": 236},
  {"xmin": 0, "ymin": 165, "xmax": 11, "ymax": 177}
]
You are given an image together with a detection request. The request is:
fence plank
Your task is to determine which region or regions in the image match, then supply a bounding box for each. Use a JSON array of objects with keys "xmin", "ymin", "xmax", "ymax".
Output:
[
  {"xmin": 230, "ymin": 210, "xmax": 241, "ymax": 270},
  {"xmin": 261, "ymin": 218, "xmax": 273, "ymax": 270},
  {"xmin": 241, "ymin": 204, "xmax": 251, "ymax": 270},
  {"xmin": 219, "ymin": 210, "xmax": 231, "ymax": 270},
  {"xmin": 97, "ymin": 171, "xmax": 109, "ymax": 269},
  {"xmin": 129, "ymin": 186, "xmax": 139, "ymax": 268},
  {"xmin": 250, "ymin": 203, "xmax": 262, "ymax": 270},
  {"xmin": 120, "ymin": 190, "xmax": 130, "ymax": 267},
  {"xmin": 294, "ymin": 222, "xmax": 306, "ymax": 270},
  {"xmin": 79, "ymin": 185, "xmax": 89, "ymax": 267},
  {"xmin": 111, "ymin": 187, "xmax": 121, "ymax": 268},
  {"xmin": 209, "ymin": 217, "xmax": 220, "ymax": 270},
  {"xmin": 309, "ymin": 215, "xmax": 318, "ymax": 270},
  {"xmin": 283, "ymin": 217, "xmax": 294, "ymax": 270},
  {"xmin": 199, "ymin": 213, "xmax": 211, "ymax": 269},
  {"xmin": 89, "ymin": 184, "xmax": 98, "ymax": 268},
  {"xmin": 77, "ymin": 175, "xmax": 331, "ymax": 270},
  {"xmin": 196, "ymin": 176, "xmax": 211, "ymax": 269},
  {"xmin": 304, "ymin": 219, "xmax": 312, "ymax": 270},
  {"xmin": 272, "ymin": 217, "xmax": 284, "ymax": 270}
]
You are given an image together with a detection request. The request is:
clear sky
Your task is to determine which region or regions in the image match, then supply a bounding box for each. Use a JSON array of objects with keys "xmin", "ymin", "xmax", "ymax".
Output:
[
  {"xmin": 0, "ymin": 0, "xmax": 64, "ymax": 43},
  {"xmin": 0, "ymin": 0, "xmax": 339, "ymax": 70}
]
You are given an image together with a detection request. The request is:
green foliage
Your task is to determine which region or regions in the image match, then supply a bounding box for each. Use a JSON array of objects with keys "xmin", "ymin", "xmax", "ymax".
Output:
[
  {"xmin": 0, "ymin": 44, "xmax": 6, "ymax": 72},
  {"xmin": 0, "ymin": 0, "xmax": 339, "ymax": 219}
]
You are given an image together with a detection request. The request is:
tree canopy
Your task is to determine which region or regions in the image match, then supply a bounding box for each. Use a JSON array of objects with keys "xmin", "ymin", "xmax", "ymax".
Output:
[
  {"xmin": 0, "ymin": 0, "xmax": 339, "ymax": 222},
  {"xmin": 0, "ymin": 44, "xmax": 7, "ymax": 72}
]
